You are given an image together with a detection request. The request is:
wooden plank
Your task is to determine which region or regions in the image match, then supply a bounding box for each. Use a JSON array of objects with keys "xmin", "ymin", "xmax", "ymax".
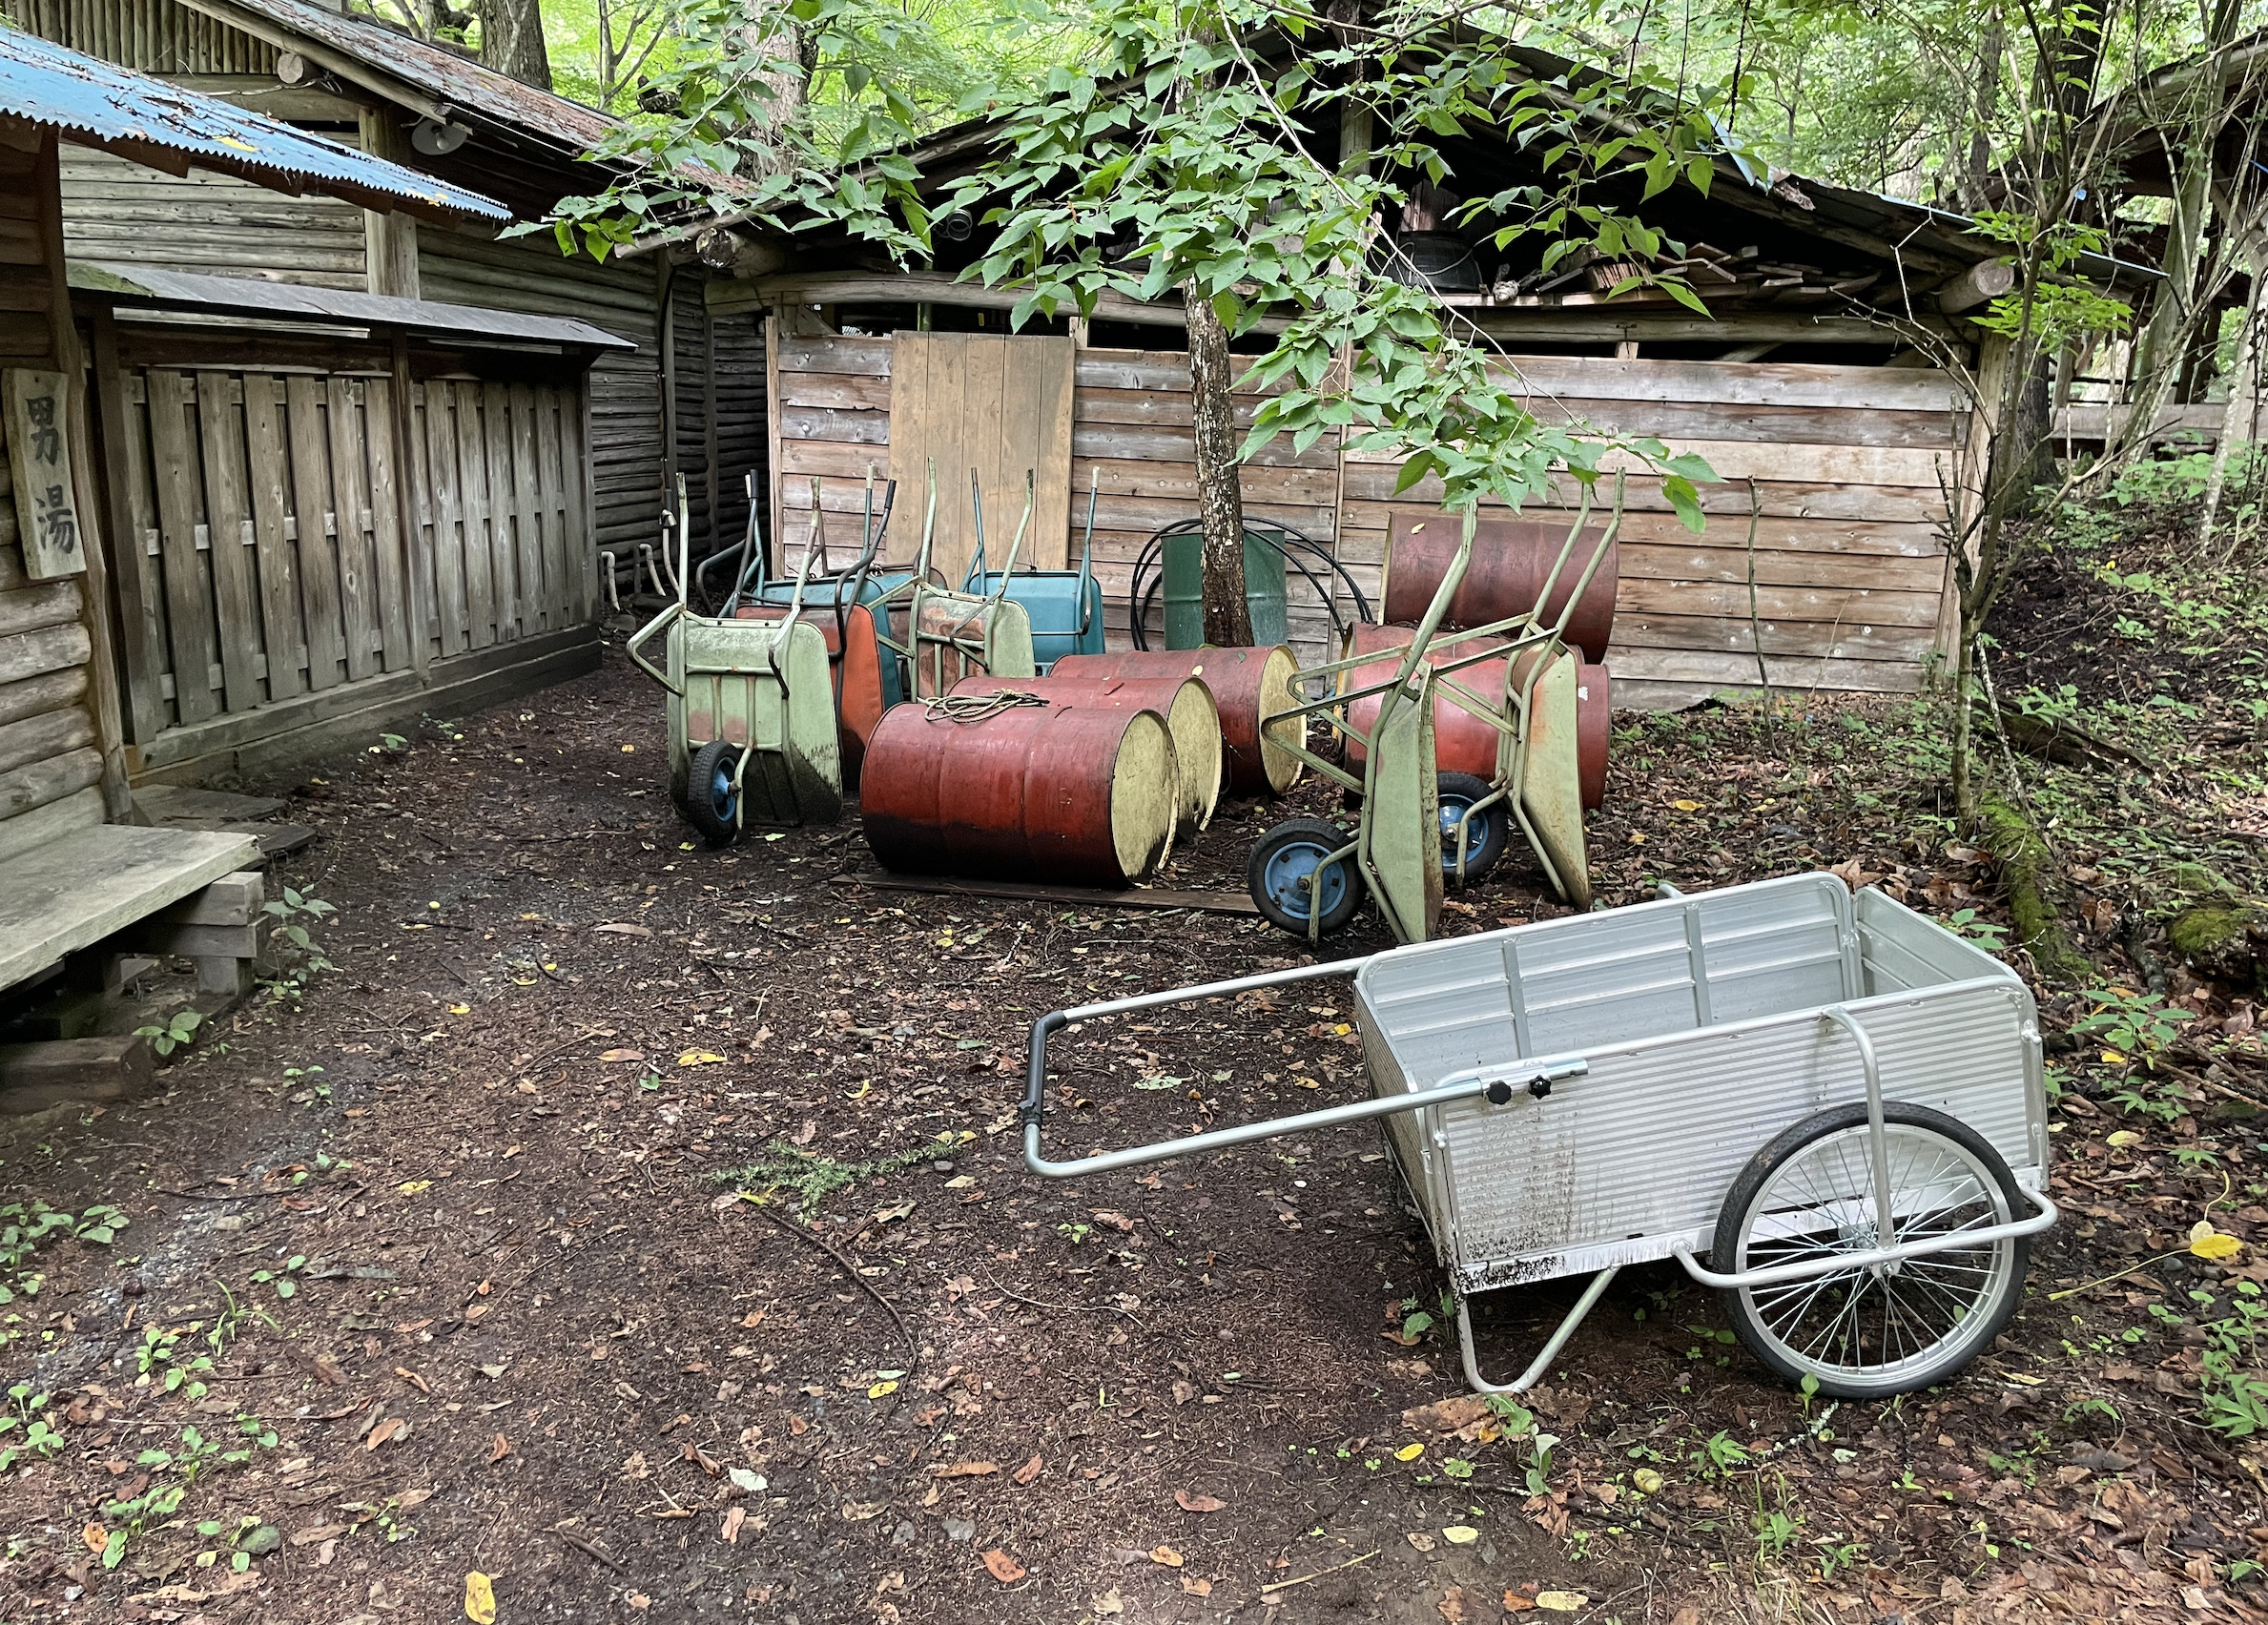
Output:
[
  {"xmin": 533, "ymin": 386, "xmax": 568, "ymax": 628},
  {"xmin": 1035, "ymin": 336, "xmax": 1077, "ymax": 570},
  {"xmin": 1341, "ymin": 436, "xmax": 1951, "ymax": 488},
  {"xmin": 362, "ymin": 375, "xmax": 413, "ymax": 670},
  {"xmin": 192, "ymin": 371, "xmax": 263, "ymax": 711},
  {"xmin": 284, "ymin": 376, "xmax": 346, "ymax": 692},
  {"xmin": 575, "ymin": 374, "xmax": 598, "ymax": 620},
  {"xmin": 86, "ymin": 312, "xmax": 167, "ymax": 741},
  {"xmin": 0, "ymin": 665, "xmax": 88, "ymax": 728},
  {"xmin": 1614, "ymin": 578, "xmax": 1945, "ymax": 627},
  {"xmin": 507, "ymin": 383, "xmax": 546, "ymax": 631},
  {"xmin": 0, "ymin": 621, "xmax": 90, "ymax": 686},
  {"xmin": 453, "ymin": 381, "xmax": 496, "ymax": 649},
  {"xmin": 0, "ymin": 744, "xmax": 101, "ymax": 822},
  {"xmin": 776, "ymin": 335, "xmax": 894, "ymax": 377},
  {"xmin": 0, "ymin": 822, "xmax": 258, "ymax": 994},
  {"xmin": 959, "ymin": 335, "xmax": 1005, "ymax": 586},
  {"xmin": 1617, "ymin": 542, "xmax": 1950, "ymax": 594},
  {"xmin": 116, "ymin": 364, "xmax": 175, "ymax": 728},
  {"xmin": 421, "ymin": 382, "xmax": 468, "ymax": 658},
  {"xmin": 137, "ymin": 787, "xmax": 288, "ymax": 821},
  {"xmin": 117, "ymin": 920, "xmax": 258, "ymax": 958},
  {"xmin": 1512, "ymin": 397, "xmax": 1959, "ymax": 451},
  {"xmin": 1607, "ymin": 644, "xmax": 1926, "ymax": 694},
  {"xmin": 153, "ymin": 871, "xmax": 265, "ymax": 926},
  {"xmin": 776, "ymin": 371, "xmax": 891, "ymax": 411},
  {"xmin": 0, "ymin": 783, "xmax": 100, "ymax": 865},
  {"xmin": 142, "ymin": 370, "xmax": 219, "ymax": 724},
  {"xmin": 996, "ymin": 336, "xmax": 1047, "ymax": 566},
  {"xmin": 1337, "ymin": 464, "xmax": 1948, "ymax": 524},
  {"xmin": 325, "ymin": 377, "xmax": 379, "ymax": 683},
  {"xmin": 404, "ymin": 376, "xmax": 439, "ymax": 655},
  {"xmin": 1488, "ymin": 354, "xmax": 1960, "ymax": 412},
  {"xmin": 0, "ymin": 578, "xmax": 82, "ymax": 638},
  {"xmin": 240, "ymin": 373, "xmax": 304, "ymax": 702},
  {"xmin": 0, "ymin": 1037, "xmax": 155, "ymax": 1114},
  {"xmin": 1613, "ymin": 612, "xmax": 1936, "ymax": 662},
  {"xmin": 0, "ymin": 705, "xmax": 93, "ymax": 776},
  {"xmin": 832, "ymin": 872, "xmax": 1259, "ymax": 915},
  {"xmin": 483, "ymin": 381, "xmax": 521, "ymax": 641}
]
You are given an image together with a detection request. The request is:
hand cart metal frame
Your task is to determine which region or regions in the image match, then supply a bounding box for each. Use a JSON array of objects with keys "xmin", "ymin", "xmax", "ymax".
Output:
[{"xmin": 1021, "ymin": 874, "xmax": 2058, "ymax": 1398}]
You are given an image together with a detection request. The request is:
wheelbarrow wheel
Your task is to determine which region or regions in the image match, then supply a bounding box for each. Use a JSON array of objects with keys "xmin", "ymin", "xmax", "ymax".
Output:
[
  {"xmin": 1247, "ymin": 816, "xmax": 1362, "ymax": 936},
  {"xmin": 685, "ymin": 738, "xmax": 747, "ymax": 848},
  {"xmin": 1712, "ymin": 1101, "xmax": 2029, "ymax": 1399},
  {"xmin": 1435, "ymin": 771, "xmax": 1509, "ymax": 884}
]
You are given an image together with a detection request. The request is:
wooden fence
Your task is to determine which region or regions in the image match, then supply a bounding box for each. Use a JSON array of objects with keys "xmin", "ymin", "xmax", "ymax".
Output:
[
  {"xmin": 770, "ymin": 331, "xmax": 1966, "ymax": 703},
  {"xmin": 111, "ymin": 364, "xmax": 590, "ymax": 740}
]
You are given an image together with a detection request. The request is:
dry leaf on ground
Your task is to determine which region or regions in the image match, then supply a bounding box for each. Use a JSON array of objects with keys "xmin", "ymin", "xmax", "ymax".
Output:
[{"xmin": 980, "ymin": 1549, "xmax": 1026, "ymax": 1583}]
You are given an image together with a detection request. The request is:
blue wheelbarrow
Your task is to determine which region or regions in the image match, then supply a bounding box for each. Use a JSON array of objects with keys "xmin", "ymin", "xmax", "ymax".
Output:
[{"xmin": 960, "ymin": 472, "xmax": 1103, "ymax": 674}]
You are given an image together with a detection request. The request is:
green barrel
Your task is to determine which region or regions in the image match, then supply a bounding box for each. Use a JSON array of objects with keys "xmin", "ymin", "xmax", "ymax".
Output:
[{"xmin": 1162, "ymin": 528, "xmax": 1289, "ymax": 649}]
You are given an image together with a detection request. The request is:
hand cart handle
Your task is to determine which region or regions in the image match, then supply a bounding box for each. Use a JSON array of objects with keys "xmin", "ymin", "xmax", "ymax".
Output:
[
  {"xmin": 1020, "ymin": 987, "xmax": 1586, "ymax": 1178},
  {"xmin": 1671, "ymin": 1186, "xmax": 2060, "ymax": 1291}
]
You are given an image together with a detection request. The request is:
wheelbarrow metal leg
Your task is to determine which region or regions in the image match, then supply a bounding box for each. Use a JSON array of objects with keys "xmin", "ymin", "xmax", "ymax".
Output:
[{"xmin": 1456, "ymin": 1267, "xmax": 1620, "ymax": 1396}]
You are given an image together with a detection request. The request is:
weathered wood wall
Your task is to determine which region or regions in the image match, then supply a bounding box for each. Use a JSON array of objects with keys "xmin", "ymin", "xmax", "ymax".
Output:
[
  {"xmin": 0, "ymin": 123, "xmax": 111, "ymax": 855},
  {"xmin": 8, "ymin": 0, "xmax": 279, "ymax": 73},
  {"xmin": 768, "ymin": 331, "xmax": 1962, "ymax": 703},
  {"xmin": 421, "ymin": 226, "xmax": 661, "ymax": 559},
  {"xmin": 103, "ymin": 358, "xmax": 588, "ymax": 759},
  {"xmin": 57, "ymin": 148, "xmax": 371, "ymax": 291}
]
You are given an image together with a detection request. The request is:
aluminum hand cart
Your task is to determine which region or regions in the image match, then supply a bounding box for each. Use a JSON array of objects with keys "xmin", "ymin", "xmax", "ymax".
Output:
[{"xmin": 1021, "ymin": 874, "xmax": 2057, "ymax": 1398}]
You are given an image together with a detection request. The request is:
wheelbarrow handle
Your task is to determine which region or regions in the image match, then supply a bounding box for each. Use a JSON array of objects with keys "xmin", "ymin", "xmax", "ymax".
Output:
[
  {"xmin": 1018, "ymin": 970, "xmax": 1587, "ymax": 1178},
  {"xmin": 626, "ymin": 601, "xmax": 684, "ymax": 695}
]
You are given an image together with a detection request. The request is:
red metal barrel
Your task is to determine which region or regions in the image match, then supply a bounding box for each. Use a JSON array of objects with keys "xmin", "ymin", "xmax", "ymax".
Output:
[
  {"xmin": 950, "ymin": 675, "xmax": 1221, "ymax": 835},
  {"xmin": 1340, "ymin": 625, "xmax": 1611, "ymax": 811},
  {"xmin": 1383, "ymin": 513, "xmax": 1618, "ymax": 662},
  {"xmin": 860, "ymin": 700, "xmax": 1179, "ymax": 887},
  {"xmin": 1051, "ymin": 645, "xmax": 1303, "ymax": 796}
]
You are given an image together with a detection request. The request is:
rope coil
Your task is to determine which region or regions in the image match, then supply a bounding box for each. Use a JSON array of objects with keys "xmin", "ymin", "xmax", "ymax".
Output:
[{"xmin": 920, "ymin": 689, "xmax": 1051, "ymax": 724}]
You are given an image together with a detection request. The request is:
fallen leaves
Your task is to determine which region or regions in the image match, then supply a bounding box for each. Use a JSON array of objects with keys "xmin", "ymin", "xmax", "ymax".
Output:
[
  {"xmin": 464, "ymin": 1572, "xmax": 496, "ymax": 1624},
  {"xmin": 1149, "ymin": 1545, "xmax": 1184, "ymax": 1567},
  {"xmin": 1536, "ymin": 1592, "xmax": 1590, "ymax": 1612},
  {"xmin": 488, "ymin": 1433, "xmax": 510, "ymax": 1464},
  {"xmin": 980, "ymin": 1548, "xmax": 1026, "ymax": 1583},
  {"xmin": 2191, "ymin": 1220, "xmax": 2243, "ymax": 1261},
  {"xmin": 1394, "ymin": 1442, "xmax": 1426, "ymax": 1461},
  {"xmin": 363, "ymin": 1417, "xmax": 406, "ymax": 1450},
  {"xmin": 721, "ymin": 1506, "xmax": 746, "ymax": 1543},
  {"xmin": 929, "ymin": 1460, "xmax": 1000, "ymax": 1479},
  {"xmin": 80, "ymin": 1523, "xmax": 107, "ymax": 1555},
  {"xmin": 677, "ymin": 1050, "xmax": 727, "ymax": 1067},
  {"xmin": 394, "ymin": 1367, "xmax": 430, "ymax": 1394},
  {"xmin": 1173, "ymin": 1490, "xmax": 1227, "ymax": 1513},
  {"xmin": 1011, "ymin": 1454, "xmax": 1043, "ymax": 1485},
  {"xmin": 1441, "ymin": 1525, "xmax": 1480, "ymax": 1545},
  {"xmin": 592, "ymin": 922, "xmax": 651, "ymax": 936},
  {"xmin": 1440, "ymin": 1586, "xmax": 1487, "ymax": 1621},
  {"xmin": 598, "ymin": 1048, "xmax": 646, "ymax": 1062}
]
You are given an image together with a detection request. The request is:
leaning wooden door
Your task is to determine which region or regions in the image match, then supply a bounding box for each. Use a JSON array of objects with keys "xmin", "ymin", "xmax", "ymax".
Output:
[{"xmin": 885, "ymin": 333, "xmax": 1073, "ymax": 588}]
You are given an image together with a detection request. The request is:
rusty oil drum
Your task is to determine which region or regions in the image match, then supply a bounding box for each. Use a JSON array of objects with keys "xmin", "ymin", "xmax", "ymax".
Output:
[
  {"xmin": 1051, "ymin": 645, "xmax": 1303, "ymax": 796},
  {"xmin": 951, "ymin": 675, "xmax": 1222, "ymax": 836},
  {"xmin": 1383, "ymin": 512, "xmax": 1618, "ymax": 662},
  {"xmin": 859, "ymin": 699, "xmax": 1180, "ymax": 887},
  {"xmin": 1339, "ymin": 624, "xmax": 1611, "ymax": 811}
]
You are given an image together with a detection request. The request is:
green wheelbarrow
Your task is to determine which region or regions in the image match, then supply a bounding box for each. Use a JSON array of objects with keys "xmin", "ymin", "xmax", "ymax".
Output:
[{"xmin": 627, "ymin": 477, "xmax": 844, "ymax": 843}]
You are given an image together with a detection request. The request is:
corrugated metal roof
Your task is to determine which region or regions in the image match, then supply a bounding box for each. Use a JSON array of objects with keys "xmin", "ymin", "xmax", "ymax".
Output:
[
  {"xmin": 0, "ymin": 26, "xmax": 506, "ymax": 222},
  {"xmin": 68, "ymin": 260, "xmax": 635, "ymax": 347},
  {"xmin": 180, "ymin": 0, "xmax": 614, "ymax": 154}
]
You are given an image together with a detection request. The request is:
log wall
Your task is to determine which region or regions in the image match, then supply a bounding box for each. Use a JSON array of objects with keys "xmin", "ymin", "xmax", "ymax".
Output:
[
  {"xmin": 770, "ymin": 331, "xmax": 1964, "ymax": 704},
  {"xmin": 57, "ymin": 147, "xmax": 371, "ymax": 292},
  {"xmin": 0, "ymin": 123, "xmax": 109, "ymax": 850}
]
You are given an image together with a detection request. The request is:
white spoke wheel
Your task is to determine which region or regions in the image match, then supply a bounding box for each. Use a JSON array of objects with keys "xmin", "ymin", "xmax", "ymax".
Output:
[{"xmin": 1712, "ymin": 1101, "xmax": 2029, "ymax": 1398}]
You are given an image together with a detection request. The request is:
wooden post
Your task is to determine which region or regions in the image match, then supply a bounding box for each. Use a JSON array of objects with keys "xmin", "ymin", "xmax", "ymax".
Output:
[
  {"xmin": 85, "ymin": 306, "xmax": 165, "ymax": 746},
  {"xmin": 764, "ymin": 309, "xmax": 785, "ymax": 574},
  {"xmin": 359, "ymin": 107, "xmax": 421, "ymax": 299},
  {"xmin": 388, "ymin": 332, "xmax": 430, "ymax": 677}
]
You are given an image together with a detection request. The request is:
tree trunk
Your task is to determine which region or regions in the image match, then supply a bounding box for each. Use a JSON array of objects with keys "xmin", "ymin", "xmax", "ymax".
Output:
[
  {"xmin": 1956, "ymin": 17, "xmax": 2004, "ymax": 213},
  {"xmin": 478, "ymin": 0, "xmax": 551, "ymax": 89},
  {"xmin": 2204, "ymin": 219, "xmax": 2267, "ymax": 556},
  {"xmin": 1187, "ymin": 289, "xmax": 1252, "ymax": 647},
  {"xmin": 732, "ymin": 0, "xmax": 814, "ymax": 173}
]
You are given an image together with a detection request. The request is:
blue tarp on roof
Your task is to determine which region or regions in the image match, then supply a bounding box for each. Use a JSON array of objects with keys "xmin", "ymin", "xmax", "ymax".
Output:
[{"xmin": 0, "ymin": 26, "xmax": 507, "ymax": 223}]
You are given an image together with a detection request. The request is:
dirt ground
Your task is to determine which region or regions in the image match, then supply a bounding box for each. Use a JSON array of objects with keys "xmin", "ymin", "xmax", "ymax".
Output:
[{"xmin": 5, "ymin": 533, "xmax": 2268, "ymax": 1624}]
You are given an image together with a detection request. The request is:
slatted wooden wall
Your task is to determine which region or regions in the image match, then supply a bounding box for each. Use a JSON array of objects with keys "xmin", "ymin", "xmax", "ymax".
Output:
[
  {"xmin": 771, "ymin": 331, "xmax": 1961, "ymax": 700},
  {"xmin": 0, "ymin": 121, "xmax": 108, "ymax": 853},
  {"xmin": 772, "ymin": 335, "xmax": 1340, "ymax": 642},
  {"xmin": 111, "ymin": 364, "xmax": 587, "ymax": 734},
  {"xmin": 1343, "ymin": 357, "xmax": 1961, "ymax": 703},
  {"xmin": 57, "ymin": 149, "xmax": 372, "ymax": 292}
]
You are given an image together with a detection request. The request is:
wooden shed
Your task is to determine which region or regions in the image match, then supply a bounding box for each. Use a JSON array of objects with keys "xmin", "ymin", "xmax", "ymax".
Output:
[
  {"xmin": 0, "ymin": 34, "xmax": 525, "ymax": 1056},
  {"xmin": 697, "ymin": 48, "xmax": 2155, "ymax": 708},
  {"xmin": 9, "ymin": 0, "xmax": 772, "ymax": 578}
]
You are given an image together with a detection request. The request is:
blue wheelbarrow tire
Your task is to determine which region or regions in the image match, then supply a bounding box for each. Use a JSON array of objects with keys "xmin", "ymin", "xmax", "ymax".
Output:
[
  {"xmin": 686, "ymin": 738, "xmax": 746, "ymax": 848},
  {"xmin": 1435, "ymin": 771, "xmax": 1510, "ymax": 885},
  {"xmin": 1247, "ymin": 816, "xmax": 1363, "ymax": 936}
]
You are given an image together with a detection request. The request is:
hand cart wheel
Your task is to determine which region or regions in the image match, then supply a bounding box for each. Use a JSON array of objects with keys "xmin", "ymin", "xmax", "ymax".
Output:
[
  {"xmin": 1247, "ymin": 816, "xmax": 1363, "ymax": 936},
  {"xmin": 1711, "ymin": 1100, "xmax": 2031, "ymax": 1399},
  {"xmin": 1435, "ymin": 771, "xmax": 1509, "ymax": 884},
  {"xmin": 686, "ymin": 739, "xmax": 747, "ymax": 848}
]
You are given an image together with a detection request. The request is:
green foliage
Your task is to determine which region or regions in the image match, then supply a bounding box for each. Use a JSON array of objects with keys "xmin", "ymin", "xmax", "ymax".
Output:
[
  {"xmin": 2072, "ymin": 986, "xmax": 2193, "ymax": 1069},
  {"xmin": 100, "ymin": 1418, "xmax": 277, "ymax": 1571},
  {"xmin": 134, "ymin": 1007, "xmax": 203, "ymax": 1059},
  {"xmin": 0, "ymin": 1384, "xmax": 64, "ymax": 1471},
  {"xmin": 716, "ymin": 1134, "xmax": 958, "ymax": 1215},
  {"xmin": 0, "ymin": 1201, "xmax": 128, "ymax": 1308}
]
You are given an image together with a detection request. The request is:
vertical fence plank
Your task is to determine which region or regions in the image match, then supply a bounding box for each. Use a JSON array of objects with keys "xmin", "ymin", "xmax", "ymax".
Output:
[
  {"xmin": 242, "ymin": 376, "xmax": 305, "ymax": 701},
  {"xmin": 286, "ymin": 375, "xmax": 346, "ymax": 692},
  {"xmin": 327, "ymin": 377, "xmax": 379, "ymax": 683},
  {"xmin": 482, "ymin": 381, "xmax": 520, "ymax": 640},
  {"xmin": 89, "ymin": 317, "xmax": 169, "ymax": 741},
  {"xmin": 192, "ymin": 372, "xmax": 263, "ymax": 711},
  {"xmin": 142, "ymin": 370, "xmax": 219, "ymax": 724},
  {"xmin": 363, "ymin": 375, "xmax": 413, "ymax": 671},
  {"xmin": 506, "ymin": 383, "xmax": 545, "ymax": 630},
  {"xmin": 574, "ymin": 375, "xmax": 596, "ymax": 619},
  {"xmin": 533, "ymin": 386, "xmax": 567, "ymax": 628},
  {"xmin": 387, "ymin": 339, "xmax": 431, "ymax": 674},
  {"xmin": 453, "ymin": 381, "xmax": 496, "ymax": 650},
  {"xmin": 423, "ymin": 382, "xmax": 468, "ymax": 658},
  {"xmin": 117, "ymin": 372, "xmax": 175, "ymax": 730}
]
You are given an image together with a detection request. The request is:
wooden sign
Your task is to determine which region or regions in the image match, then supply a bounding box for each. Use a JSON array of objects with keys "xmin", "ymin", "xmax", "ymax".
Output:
[{"xmin": 4, "ymin": 368, "xmax": 87, "ymax": 580}]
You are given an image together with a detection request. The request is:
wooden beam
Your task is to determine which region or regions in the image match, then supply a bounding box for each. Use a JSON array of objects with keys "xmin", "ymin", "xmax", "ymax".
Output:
[
  {"xmin": 0, "ymin": 1035, "xmax": 153, "ymax": 1113},
  {"xmin": 1934, "ymin": 257, "xmax": 2017, "ymax": 315}
]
